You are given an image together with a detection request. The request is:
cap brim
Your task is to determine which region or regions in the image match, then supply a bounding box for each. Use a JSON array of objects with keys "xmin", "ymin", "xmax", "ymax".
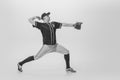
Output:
[
  {"xmin": 46, "ymin": 12, "xmax": 50, "ymax": 16},
  {"xmin": 41, "ymin": 12, "xmax": 50, "ymax": 19}
]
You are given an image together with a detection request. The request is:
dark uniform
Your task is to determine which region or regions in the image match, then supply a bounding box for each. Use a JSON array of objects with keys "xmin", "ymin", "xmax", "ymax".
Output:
[
  {"xmin": 33, "ymin": 21, "xmax": 62, "ymax": 45},
  {"xmin": 17, "ymin": 13, "xmax": 76, "ymax": 73}
]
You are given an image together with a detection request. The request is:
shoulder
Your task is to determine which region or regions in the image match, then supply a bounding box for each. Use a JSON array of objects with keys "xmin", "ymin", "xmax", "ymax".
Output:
[
  {"xmin": 33, "ymin": 21, "xmax": 46, "ymax": 28},
  {"xmin": 36, "ymin": 21, "xmax": 46, "ymax": 26},
  {"xmin": 51, "ymin": 21, "xmax": 62, "ymax": 24},
  {"xmin": 51, "ymin": 21, "xmax": 56, "ymax": 24},
  {"xmin": 51, "ymin": 21, "xmax": 62, "ymax": 29}
]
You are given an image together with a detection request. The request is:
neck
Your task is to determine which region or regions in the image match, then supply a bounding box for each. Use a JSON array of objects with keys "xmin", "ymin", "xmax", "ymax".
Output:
[
  {"xmin": 45, "ymin": 22, "xmax": 49, "ymax": 23},
  {"xmin": 43, "ymin": 21, "xmax": 50, "ymax": 23}
]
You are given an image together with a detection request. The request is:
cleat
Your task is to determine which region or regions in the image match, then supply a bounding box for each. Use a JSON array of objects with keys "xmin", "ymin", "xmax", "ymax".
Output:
[
  {"xmin": 17, "ymin": 63, "xmax": 23, "ymax": 72},
  {"xmin": 66, "ymin": 68, "xmax": 76, "ymax": 73}
]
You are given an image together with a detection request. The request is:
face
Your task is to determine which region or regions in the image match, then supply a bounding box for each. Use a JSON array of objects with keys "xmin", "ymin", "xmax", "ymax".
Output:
[{"xmin": 43, "ymin": 15, "xmax": 50, "ymax": 23}]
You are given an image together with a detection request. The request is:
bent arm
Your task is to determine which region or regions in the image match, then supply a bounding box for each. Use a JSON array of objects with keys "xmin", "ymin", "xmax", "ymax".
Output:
[{"xmin": 28, "ymin": 16, "xmax": 41, "ymax": 25}]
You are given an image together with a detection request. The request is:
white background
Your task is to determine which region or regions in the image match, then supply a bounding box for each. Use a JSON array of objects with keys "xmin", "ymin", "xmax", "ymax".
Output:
[{"xmin": 0, "ymin": 0, "xmax": 120, "ymax": 80}]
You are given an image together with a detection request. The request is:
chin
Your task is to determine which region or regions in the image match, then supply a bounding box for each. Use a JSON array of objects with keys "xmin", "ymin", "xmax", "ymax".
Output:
[
  {"xmin": 48, "ymin": 19, "xmax": 50, "ymax": 21},
  {"xmin": 48, "ymin": 20, "xmax": 50, "ymax": 22}
]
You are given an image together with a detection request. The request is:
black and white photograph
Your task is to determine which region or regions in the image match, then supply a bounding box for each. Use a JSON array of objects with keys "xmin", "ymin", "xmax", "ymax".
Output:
[{"xmin": 0, "ymin": 0, "xmax": 120, "ymax": 80}]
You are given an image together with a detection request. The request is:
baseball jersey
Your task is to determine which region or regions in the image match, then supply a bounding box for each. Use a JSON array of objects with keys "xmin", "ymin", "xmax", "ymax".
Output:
[{"xmin": 32, "ymin": 21, "xmax": 62, "ymax": 45}]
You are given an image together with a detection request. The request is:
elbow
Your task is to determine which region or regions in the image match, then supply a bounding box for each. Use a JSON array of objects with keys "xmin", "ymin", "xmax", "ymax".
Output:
[
  {"xmin": 62, "ymin": 23, "xmax": 67, "ymax": 26},
  {"xmin": 28, "ymin": 18, "xmax": 35, "ymax": 25},
  {"xmin": 28, "ymin": 18, "xmax": 33, "ymax": 24},
  {"xmin": 28, "ymin": 18, "xmax": 31, "ymax": 23}
]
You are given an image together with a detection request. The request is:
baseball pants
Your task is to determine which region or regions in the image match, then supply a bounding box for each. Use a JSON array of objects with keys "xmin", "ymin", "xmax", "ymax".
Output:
[
  {"xmin": 34, "ymin": 43, "xmax": 69, "ymax": 60},
  {"xmin": 19, "ymin": 43, "xmax": 70, "ymax": 69}
]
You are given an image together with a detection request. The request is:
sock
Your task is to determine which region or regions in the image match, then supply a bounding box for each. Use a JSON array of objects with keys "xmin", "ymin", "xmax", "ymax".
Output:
[
  {"xmin": 64, "ymin": 54, "xmax": 70, "ymax": 69},
  {"xmin": 19, "ymin": 56, "xmax": 34, "ymax": 66}
]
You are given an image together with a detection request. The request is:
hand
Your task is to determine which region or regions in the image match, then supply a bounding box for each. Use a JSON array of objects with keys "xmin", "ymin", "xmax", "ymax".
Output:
[
  {"xmin": 36, "ymin": 16, "xmax": 41, "ymax": 20},
  {"xmin": 73, "ymin": 22, "xmax": 83, "ymax": 30}
]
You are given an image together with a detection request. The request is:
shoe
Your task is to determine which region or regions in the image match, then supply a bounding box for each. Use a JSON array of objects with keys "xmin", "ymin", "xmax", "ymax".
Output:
[
  {"xmin": 66, "ymin": 68, "xmax": 76, "ymax": 73},
  {"xmin": 17, "ymin": 63, "xmax": 23, "ymax": 72}
]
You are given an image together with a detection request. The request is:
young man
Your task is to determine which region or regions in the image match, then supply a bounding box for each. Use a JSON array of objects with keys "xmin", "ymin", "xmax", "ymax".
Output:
[{"xmin": 17, "ymin": 12, "xmax": 82, "ymax": 73}]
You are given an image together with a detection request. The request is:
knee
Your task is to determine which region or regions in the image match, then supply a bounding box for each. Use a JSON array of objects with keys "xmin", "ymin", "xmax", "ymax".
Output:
[
  {"xmin": 34, "ymin": 53, "xmax": 46, "ymax": 60},
  {"xmin": 64, "ymin": 50, "xmax": 69, "ymax": 55},
  {"xmin": 34, "ymin": 55, "xmax": 40, "ymax": 60}
]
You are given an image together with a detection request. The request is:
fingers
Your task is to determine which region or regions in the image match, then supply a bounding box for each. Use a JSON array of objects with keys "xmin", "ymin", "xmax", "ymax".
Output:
[{"xmin": 76, "ymin": 22, "xmax": 83, "ymax": 24}]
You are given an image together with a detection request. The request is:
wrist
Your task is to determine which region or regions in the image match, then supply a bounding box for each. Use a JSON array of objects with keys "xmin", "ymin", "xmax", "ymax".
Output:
[
  {"xmin": 32, "ymin": 16, "xmax": 36, "ymax": 20},
  {"xmin": 73, "ymin": 23, "xmax": 76, "ymax": 27}
]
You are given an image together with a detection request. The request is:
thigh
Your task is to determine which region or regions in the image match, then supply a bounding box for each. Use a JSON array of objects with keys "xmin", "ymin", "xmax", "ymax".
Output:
[
  {"xmin": 55, "ymin": 44, "xmax": 69, "ymax": 54},
  {"xmin": 46, "ymin": 44, "xmax": 57, "ymax": 53},
  {"xmin": 34, "ymin": 45, "xmax": 51, "ymax": 60}
]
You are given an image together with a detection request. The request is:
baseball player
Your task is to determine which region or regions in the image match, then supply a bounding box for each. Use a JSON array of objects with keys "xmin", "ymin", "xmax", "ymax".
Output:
[{"xmin": 17, "ymin": 12, "xmax": 82, "ymax": 73}]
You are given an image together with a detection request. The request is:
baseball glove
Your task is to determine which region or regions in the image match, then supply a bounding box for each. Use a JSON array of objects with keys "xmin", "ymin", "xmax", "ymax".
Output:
[{"xmin": 73, "ymin": 22, "xmax": 83, "ymax": 30}]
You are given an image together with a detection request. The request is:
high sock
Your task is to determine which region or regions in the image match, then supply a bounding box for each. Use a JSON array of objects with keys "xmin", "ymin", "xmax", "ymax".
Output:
[
  {"xmin": 19, "ymin": 56, "xmax": 34, "ymax": 66},
  {"xmin": 64, "ymin": 54, "xmax": 70, "ymax": 69}
]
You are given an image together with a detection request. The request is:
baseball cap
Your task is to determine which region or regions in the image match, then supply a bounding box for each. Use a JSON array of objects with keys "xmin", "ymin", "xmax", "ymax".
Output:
[{"xmin": 41, "ymin": 12, "xmax": 50, "ymax": 19}]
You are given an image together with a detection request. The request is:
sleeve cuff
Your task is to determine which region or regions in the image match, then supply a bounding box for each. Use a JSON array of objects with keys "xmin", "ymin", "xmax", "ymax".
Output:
[
  {"xmin": 32, "ymin": 21, "xmax": 37, "ymax": 27},
  {"xmin": 59, "ymin": 23, "xmax": 62, "ymax": 29}
]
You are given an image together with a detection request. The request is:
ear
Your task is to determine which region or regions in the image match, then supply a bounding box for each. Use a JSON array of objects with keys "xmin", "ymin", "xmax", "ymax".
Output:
[{"xmin": 43, "ymin": 17, "xmax": 45, "ymax": 20}]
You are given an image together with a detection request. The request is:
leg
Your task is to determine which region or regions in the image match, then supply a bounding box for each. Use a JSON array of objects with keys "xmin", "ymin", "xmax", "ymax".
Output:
[
  {"xmin": 55, "ymin": 44, "xmax": 70, "ymax": 68},
  {"xmin": 34, "ymin": 45, "xmax": 51, "ymax": 60},
  {"xmin": 18, "ymin": 45, "xmax": 51, "ymax": 72},
  {"xmin": 55, "ymin": 44, "xmax": 69, "ymax": 55},
  {"xmin": 55, "ymin": 44, "xmax": 76, "ymax": 73},
  {"xmin": 17, "ymin": 55, "xmax": 34, "ymax": 72}
]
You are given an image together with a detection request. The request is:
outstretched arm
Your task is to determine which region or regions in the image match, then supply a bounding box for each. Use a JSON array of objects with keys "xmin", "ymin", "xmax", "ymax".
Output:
[
  {"xmin": 62, "ymin": 23, "xmax": 74, "ymax": 27},
  {"xmin": 62, "ymin": 22, "xmax": 83, "ymax": 27}
]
